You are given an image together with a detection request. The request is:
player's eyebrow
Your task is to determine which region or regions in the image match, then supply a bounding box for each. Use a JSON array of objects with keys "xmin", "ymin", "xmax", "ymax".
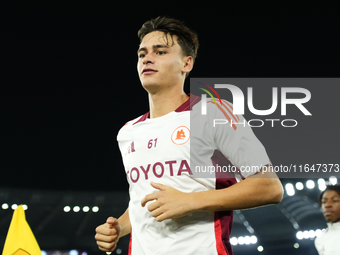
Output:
[
  {"xmin": 323, "ymin": 195, "xmax": 340, "ymax": 201},
  {"xmin": 137, "ymin": 44, "xmax": 171, "ymax": 54}
]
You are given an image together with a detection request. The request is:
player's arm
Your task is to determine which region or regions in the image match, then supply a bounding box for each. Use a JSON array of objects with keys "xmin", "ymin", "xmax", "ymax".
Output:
[
  {"xmin": 141, "ymin": 166, "xmax": 283, "ymax": 222},
  {"xmin": 117, "ymin": 208, "xmax": 131, "ymax": 237},
  {"xmin": 95, "ymin": 208, "xmax": 131, "ymax": 252},
  {"xmin": 191, "ymin": 166, "xmax": 283, "ymax": 212}
]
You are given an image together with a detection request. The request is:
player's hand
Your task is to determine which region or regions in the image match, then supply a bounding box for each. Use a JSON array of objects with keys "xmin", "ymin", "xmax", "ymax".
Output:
[
  {"xmin": 141, "ymin": 182, "xmax": 195, "ymax": 222},
  {"xmin": 95, "ymin": 217, "xmax": 121, "ymax": 252}
]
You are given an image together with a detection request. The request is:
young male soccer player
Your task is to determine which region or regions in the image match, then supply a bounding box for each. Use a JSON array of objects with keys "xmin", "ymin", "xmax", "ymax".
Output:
[
  {"xmin": 315, "ymin": 184, "xmax": 340, "ymax": 255},
  {"xmin": 95, "ymin": 16, "xmax": 283, "ymax": 255}
]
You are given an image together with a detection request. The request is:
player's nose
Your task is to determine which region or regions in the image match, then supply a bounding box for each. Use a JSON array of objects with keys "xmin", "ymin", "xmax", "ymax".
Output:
[{"xmin": 142, "ymin": 53, "xmax": 154, "ymax": 65}]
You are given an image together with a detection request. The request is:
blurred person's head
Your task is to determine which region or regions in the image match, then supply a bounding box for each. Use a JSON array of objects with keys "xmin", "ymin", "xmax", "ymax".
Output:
[{"xmin": 319, "ymin": 184, "xmax": 340, "ymax": 223}]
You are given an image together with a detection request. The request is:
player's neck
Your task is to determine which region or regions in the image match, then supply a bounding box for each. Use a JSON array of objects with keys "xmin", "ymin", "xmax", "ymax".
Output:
[{"xmin": 148, "ymin": 89, "xmax": 188, "ymax": 119}]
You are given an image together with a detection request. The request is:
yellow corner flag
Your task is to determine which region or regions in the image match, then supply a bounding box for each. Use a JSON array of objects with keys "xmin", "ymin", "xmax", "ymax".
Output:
[{"xmin": 2, "ymin": 205, "xmax": 41, "ymax": 255}]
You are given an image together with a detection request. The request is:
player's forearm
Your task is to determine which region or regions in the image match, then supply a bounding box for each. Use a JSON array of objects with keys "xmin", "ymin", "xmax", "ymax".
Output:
[
  {"xmin": 191, "ymin": 168, "xmax": 283, "ymax": 212},
  {"xmin": 118, "ymin": 208, "xmax": 131, "ymax": 238}
]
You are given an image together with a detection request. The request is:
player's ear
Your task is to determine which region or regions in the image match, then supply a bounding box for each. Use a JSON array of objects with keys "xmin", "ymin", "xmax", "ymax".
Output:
[{"xmin": 182, "ymin": 56, "xmax": 193, "ymax": 75}]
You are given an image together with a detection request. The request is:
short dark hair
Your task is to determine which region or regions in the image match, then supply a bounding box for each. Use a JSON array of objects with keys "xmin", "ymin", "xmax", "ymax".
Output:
[
  {"xmin": 318, "ymin": 184, "xmax": 340, "ymax": 204},
  {"xmin": 138, "ymin": 16, "xmax": 199, "ymax": 64}
]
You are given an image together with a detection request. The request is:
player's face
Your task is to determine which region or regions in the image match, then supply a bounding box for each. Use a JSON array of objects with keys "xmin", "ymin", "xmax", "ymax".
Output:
[
  {"xmin": 321, "ymin": 190, "xmax": 340, "ymax": 223},
  {"xmin": 137, "ymin": 31, "xmax": 192, "ymax": 93}
]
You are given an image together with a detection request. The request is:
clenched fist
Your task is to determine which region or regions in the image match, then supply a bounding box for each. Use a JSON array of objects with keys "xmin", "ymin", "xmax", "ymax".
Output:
[{"xmin": 95, "ymin": 217, "xmax": 121, "ymax": 252}]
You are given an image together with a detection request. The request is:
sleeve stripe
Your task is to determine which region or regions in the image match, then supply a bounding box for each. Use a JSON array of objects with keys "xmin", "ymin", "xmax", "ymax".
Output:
[
  {"xmin": 208, "ymin": 101, "xmax": 237, "ymax": 131},
  {"xmin": 221, "ymin": 100, "xmax": 240, "ymax": 122},
  {"xmin": 208, "ymin": 99, "xmax": 239, "ymax": 124}
]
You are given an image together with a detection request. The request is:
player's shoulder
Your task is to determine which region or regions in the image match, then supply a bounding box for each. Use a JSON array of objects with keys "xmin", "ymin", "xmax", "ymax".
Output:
[
  {"xmin": 315, "ymin": 227, "xmax": 329, "ymax": 241},
  {"xmin": 207, "ymin": 98, "xmax": 234, "ymax": 114},
  {"xmin": 192, "ymin": 97, "xmax": 242, "ymax": 122},
  {"xmin": 117, "ymin": 114, "xmax": 146, "ymax": 142},
  {"xmin": 120, "ymin": 114, "xmax": 146, "ymax": 130}
]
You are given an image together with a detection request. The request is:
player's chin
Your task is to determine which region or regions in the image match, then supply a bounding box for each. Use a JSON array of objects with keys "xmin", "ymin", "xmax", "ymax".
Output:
[
  {"xmin": 325, "ymin": 215, "xmax": 334, "ymax": 222},
  {"xmin": 141, "ymin": 82, "xmax": 161, "ymax": 94}
]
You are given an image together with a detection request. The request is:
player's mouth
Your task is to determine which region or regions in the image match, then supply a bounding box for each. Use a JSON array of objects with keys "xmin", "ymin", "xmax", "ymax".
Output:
[
  {"xmin": 142, "ymin": 68, "xmax": 158, "ymax": 75},
  {"xmin": 324, "ymin": 210, "xmax": 333, "ymax": 216}
]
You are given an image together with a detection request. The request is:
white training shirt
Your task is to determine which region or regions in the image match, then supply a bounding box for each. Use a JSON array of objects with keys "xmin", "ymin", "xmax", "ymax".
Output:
[
  {"xmin": 314, "ymin": 222, "xmax": 340, "ymax": 255},
  {"xmin": 117, "ymin": 94, "xmax": 271, "ymax": 255}
]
